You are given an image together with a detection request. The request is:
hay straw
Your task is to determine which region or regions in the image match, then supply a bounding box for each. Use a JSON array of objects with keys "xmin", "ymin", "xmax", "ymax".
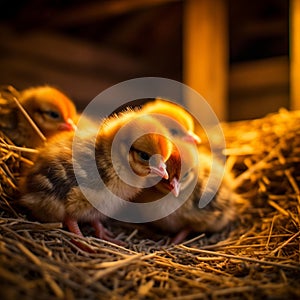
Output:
[
  {"xmin": 10, "ymin": 93, "xmax": 46, "ymax": 144},
  {"xmin": 0, "ymin": 92, "xmax": 300, "ymax": 299}
]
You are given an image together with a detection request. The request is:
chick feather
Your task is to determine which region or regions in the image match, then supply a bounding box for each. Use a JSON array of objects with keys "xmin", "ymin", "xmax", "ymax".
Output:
[{"xmin": 19, "ymin": 110, "xmax": 173, "ymax": 244}]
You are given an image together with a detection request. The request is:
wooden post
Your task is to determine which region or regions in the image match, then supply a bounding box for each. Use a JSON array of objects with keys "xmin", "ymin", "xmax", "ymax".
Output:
[
  {"xmin": 183, "ymin": 0, "xmax": 228, "ymax": 121},
  {"xmin": 290, "ymin": 0, "xmax": 300, "ymax": 110}
]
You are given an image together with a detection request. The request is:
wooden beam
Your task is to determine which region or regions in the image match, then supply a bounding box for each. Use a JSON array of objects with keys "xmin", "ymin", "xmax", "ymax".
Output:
[
  {"xmin": 49, "ymin": 0, "xmax": 180, "ymax": 28},
  {"xmin": 290, "ymin": 0, "xmax": 300, "ymax": 110},
  {"xmin": 183, "ymin": 0, "xmax": 228, "ymax": 121},
  {"xmin": 229, "ymin": 56, "xmax": 289, "ymax": 93}
]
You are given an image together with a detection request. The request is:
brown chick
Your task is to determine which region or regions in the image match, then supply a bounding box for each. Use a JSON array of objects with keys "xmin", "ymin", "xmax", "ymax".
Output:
[
  {"xmin": 142, "ymin": 152, "xmax": 240, "ymax": 244},
  {"xmin": 19, "ymin": 110, "xmax": 173, "ymax": 245},
  {"xmin": 0, "ymin": 85, "xmax": 77, "ymax": 148},
  {"xmin": 141, "ymin": 98, "xmax": 201, "ymax": 144}
]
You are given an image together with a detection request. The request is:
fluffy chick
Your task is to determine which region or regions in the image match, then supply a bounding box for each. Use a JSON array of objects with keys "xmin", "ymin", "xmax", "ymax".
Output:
[
  {"xmin": 144, "ymin": 152, "xmax": 240, "ymax": 244},
  {"xmin": 0, "ymin": 85, "xmax": 77, "ymax": 148},
  {"xmin": 19, "ymin": 111, "xmax": 173, "ymax": 244},
  {"xmin": 141, "ymin": 98, "xmax": 201, "ymax": 144}
]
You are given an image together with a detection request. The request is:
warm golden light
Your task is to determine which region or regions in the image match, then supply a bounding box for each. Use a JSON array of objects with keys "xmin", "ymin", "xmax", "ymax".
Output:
[{"xmin": 290, "ymin": 0, "xmax": 300, "ymax": 109}]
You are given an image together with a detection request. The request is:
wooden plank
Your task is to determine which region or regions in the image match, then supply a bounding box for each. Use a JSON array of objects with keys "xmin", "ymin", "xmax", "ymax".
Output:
[
  {"xmin": 0, "ymin": 28, "xmax": 146, "ymax": 110},
  {"xmin": 229, "ymin": 56, "xmax": 289, "ymax": 93},
  {"xmin": 49, "ymin": 0, "xmax": 180, "ymax": 28},
  {"xmin": 229, "ymin": 91, "xmax": 289, "ymax": 121},
  {"xmin": 0, "ymin": 27, "xmax": 143, "ymax": 74},
  {"xmin": 229, "ymin": 57, "xmax": 289, "ymax": 121},
  {"xmin": 183, "ymin": 0, "xmax": 228, "ymax": 121},
  {"xmin": 290, "ymin": 0, "xmax": 300, "ymax": 109}
]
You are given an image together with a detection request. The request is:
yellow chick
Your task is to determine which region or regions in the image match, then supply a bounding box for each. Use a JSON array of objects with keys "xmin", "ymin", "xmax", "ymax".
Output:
[
  {"xmin": 0, "ymin": 85, "xmax": 77, "ymax": 148},
  {"xmin": 19, "ymin": 110, "xmax": 173, "ymax": 244},
  {"xmin": 141, "ymin": 98, "xmax": 201, "ymax": 144}
]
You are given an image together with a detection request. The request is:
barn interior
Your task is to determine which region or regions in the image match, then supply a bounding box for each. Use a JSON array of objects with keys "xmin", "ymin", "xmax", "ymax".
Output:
[{"xmin": 0, "ymin": 1, "xmax": 299, "ymax": 299}]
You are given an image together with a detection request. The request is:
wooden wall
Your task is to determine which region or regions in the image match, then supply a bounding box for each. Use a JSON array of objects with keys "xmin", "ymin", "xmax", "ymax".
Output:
[{"xmin": 0, "ymin": 0, "xmax": 294, "ymax": 121}]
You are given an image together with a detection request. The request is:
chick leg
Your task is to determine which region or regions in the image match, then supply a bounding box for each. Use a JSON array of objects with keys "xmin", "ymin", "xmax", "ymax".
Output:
[
  {"xmin": 64, "ymin": 216, "xmax": 84, "ymax": 236},
  {"xmin": 64, "ymin": 216, "xmax": 98, "ymax": 253},
  {"xmin": 91, "ymin": 220, "xmax": 125, "ymax": 246},
  {"xmin": 171, "ymin": 228, "xmax": 191, "ymax": 244},
  {"xmin": 91, "ymin": 220, "xmax": 113, "ymax": 239}
]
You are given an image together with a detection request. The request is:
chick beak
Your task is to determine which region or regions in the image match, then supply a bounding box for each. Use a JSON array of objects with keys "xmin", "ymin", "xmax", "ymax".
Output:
[
  {"xmin": 170, "ymin": 177, "xmax": 180, "ymax": 197},
  {"xmin": 59, "ymin": 118, "xmax": 77, "ymax": 131},
  {"xmin": 150, "ymin": 161, "xmax": 169, "ymax": 179},
  {"xmin": 183, "ymin": 131, "xmax": 201, "ymax": 144}
]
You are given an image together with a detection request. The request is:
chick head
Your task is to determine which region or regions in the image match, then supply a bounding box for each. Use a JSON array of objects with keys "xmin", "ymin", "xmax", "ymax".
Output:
[
  {"xmin": 117, "ymin": 114, "xmax": 173, "ymax": 179},
  {"xmin": 21, "ymin": 86, "xmax": 77, "ymax": 136},
  {"xmin": 142, "ymin": 99, "xmax": 201, "ymax": 144}
]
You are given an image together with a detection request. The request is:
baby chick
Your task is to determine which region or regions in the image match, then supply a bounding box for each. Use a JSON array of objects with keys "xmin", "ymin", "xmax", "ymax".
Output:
[
  {"xmin": 144, "ymin": 152, "xmax": 239, "ymax": 244},
  {"xmin": 0, "ymin": 85, "xmax": 77, "ymax": 148},
  {"xmin": 141, "ymin": 98, "xmax": 201, "ymax": 144},
  {"xmin": 19, "ymin": 111, "xmax": 173, "ymax": 244}
]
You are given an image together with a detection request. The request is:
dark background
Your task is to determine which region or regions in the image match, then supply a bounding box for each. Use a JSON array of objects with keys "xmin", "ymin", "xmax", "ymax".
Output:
[{"xmin": 0, "ymin": 0, "xmax": 289, "ymax": 120}]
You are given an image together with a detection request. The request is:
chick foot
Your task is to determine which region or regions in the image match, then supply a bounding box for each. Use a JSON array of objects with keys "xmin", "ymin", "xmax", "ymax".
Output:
[
  {"xmin": 91, "ymin": 220, "xmax": 126, "ymax": 246},
  {"xmin": 64, "ymin": 216, "xmax": 96, "ymax": 253},
  {"xmin": 64, "ymin": 216, "xmax": 125, "ymax": 251},
  {"xmin": 170, "ymin": 228, "xmax": 191, "ymax": 244}
]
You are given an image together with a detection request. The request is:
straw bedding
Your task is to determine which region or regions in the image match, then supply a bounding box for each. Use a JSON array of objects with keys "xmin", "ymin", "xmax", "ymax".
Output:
[{"xmin": 0, "ymin": 89, "xmax": 299, "ymax": 299}]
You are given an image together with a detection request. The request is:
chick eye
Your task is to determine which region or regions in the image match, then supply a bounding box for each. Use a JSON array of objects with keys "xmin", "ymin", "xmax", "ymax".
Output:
[
  {"xmin": 181, "ymin": 171, "xmax": 190, "ymax": 182},
  {"xmin": 181, "ymin": 168, "xmax": 194, "ymax": 184},
  {"xmin": 131, "ymin": 146, "xmax": 151, "ymax": 162},
  {"xmin": 137, "ymin": 151, "xmax": 150, "ymax": 162},
  {"xmin": 43, "ymin": 110, "xmax": 61, "ymax": 120},
  {"xmin": 180, "ymin": 168, "xmax": 196, "ymax": 191},
  {"xmin": 170, "ymin": 128, "xmax": 180, "ymax": 136}
]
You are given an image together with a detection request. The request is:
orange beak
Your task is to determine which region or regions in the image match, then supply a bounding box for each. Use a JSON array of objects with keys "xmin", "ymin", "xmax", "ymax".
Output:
[
  {"xmin": 183, "ymin": 131, "xmax": 201, "ymax": 144},
  {"xmin": 170, "ymin": 177, "xmax": 180, "ymax": 197},
  {"xmin": 150, "ymin": 160, "xmax": 169, "ymax": 179},
  {"xmin": 59, "ymin": 118, "xmax": 77, "ymax": 131}
]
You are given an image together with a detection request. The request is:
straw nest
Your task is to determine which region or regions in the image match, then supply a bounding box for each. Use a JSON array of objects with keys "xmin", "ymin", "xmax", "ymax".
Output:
[{"xmin": 0, "ymin": 87, "xmax": 299, "ymax": 300}]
